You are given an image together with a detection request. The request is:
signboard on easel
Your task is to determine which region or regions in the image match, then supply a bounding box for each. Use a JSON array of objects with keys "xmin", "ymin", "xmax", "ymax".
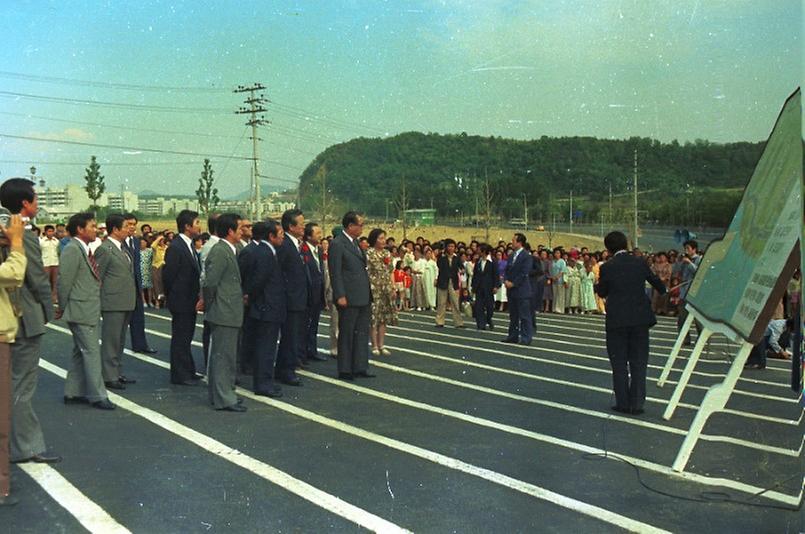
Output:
[{"xmin": 656, "ymin": 88, "xmax": 802, "ymax": 472}]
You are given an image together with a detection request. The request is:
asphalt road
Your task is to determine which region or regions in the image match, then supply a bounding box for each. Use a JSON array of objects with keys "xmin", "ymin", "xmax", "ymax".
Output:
[{"xmin": 2, "ymin": 308, "xmax": 802, "ymax": 533}]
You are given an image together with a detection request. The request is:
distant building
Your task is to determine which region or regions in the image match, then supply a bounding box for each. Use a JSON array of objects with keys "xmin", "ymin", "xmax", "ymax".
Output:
[
  {"xmin": 36, "ymin": 184, "xmax": 141, "ymax": 220},
  {"xmin": 140, "ymin": 197, "xmax": 199, "ymax": 217},
  {"xmin": 403, "ymin": 208, "xmax": 436, "ymax": 227}
]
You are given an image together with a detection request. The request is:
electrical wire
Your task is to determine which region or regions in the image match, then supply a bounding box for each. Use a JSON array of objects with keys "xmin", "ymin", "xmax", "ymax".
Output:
[
  {"xmin": 0, "ymin": 90, "xmax": 231, "ymax": 114},
  {"xmin": 0, "ymin": 71, "xmax": 230, "ymax": 93}
]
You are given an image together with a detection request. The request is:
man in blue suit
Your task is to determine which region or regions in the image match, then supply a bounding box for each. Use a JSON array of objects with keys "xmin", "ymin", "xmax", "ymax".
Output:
[
  {"xmin": 275, "ymin": 209, "xmax": 311, "ymax": 386},
  {"xmin": 501, "ymin": 233, "xmax": 533, "ymax": 345},
  {"xmin": 240, "ymin": 220, "xmax": 286, "ymax": 398},
  {"xmin": 303, "ymin": 222, "xmax": 327, "ymax": 363},
  {"xmin": 471, "ymin": 244, "xmax": 499, "ymax": 330},
  {"xmin": 123, "ymin": 213, "xmax": 156, "ymax": 357}
]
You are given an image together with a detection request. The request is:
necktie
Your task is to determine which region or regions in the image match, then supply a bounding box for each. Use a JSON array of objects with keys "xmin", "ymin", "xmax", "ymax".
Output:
[{"xmin": 88, "ymin": 249, "xmax": 100, "ymax": 280}]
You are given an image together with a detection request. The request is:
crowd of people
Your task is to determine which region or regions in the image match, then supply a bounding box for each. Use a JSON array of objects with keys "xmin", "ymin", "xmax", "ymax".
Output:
[{"xmin": 0, "ymin": 175, "xmax": 800, "ymax": 506}]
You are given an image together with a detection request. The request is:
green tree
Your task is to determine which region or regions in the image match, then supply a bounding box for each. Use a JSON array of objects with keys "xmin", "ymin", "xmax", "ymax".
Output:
[
  {"xmin": 196, "ymin": 158, "xmax": 220, "ymax": 215},
  {"xmin": 84, "ymin": 155, "xmax": 106, "ymax": 209}
]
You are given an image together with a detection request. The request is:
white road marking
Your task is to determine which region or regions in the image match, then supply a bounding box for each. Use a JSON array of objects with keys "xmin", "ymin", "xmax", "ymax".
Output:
[
  {"xmin": 44, "ymin": 325, "xmax": 671, "ymax": 533},
  {"xmin": 18, "ymin": 463, "xmax": 131, "ymax": 534}
]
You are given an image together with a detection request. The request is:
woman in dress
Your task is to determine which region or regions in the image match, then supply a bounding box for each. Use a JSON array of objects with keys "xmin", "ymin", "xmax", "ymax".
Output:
[
  {"xmin": 565, "ymin": 255, "xmax": 583, "ymax": 314},
  {"xmin": 366, "ymin": 228, "xmax": 397, "ymax": 356},
  {"xmin": 139, "ymin": 237, "xmax": 154, "ymax": 307},
  {"xmin": 550, "ymin": 248, "xmax": 567, "ymax": 313},
  {"xmin": 494, "ymin": 249, "xmax": 508, "ymax": 311},
  {"xmin": 580, "ymin": 259, "xmax": 598, "ymax": 313},
  {"xmin": 540, "ymin": 249, "xmax": 553, "ymax": 312},
  {"xmin": 150, "ymin": 233, "xmax": 168, "ymax": 309},
  {"xmin": 422, "ymin": 248, "xmax": 438, "ymax": 310}
]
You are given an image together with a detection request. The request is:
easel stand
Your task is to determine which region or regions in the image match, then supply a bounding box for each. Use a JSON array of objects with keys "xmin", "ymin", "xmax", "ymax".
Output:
[{"xmin": 655, "ymin": 304, "xmax": 754, "ymax": 472}]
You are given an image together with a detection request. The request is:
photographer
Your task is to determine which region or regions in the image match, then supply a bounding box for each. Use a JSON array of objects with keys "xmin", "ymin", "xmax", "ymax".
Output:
[{"xmin": 0, "ymin": 213, "xmax": 29, "ymax": 506}]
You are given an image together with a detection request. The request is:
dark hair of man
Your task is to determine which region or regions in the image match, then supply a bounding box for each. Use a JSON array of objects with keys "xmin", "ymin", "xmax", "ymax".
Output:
[
  {"xmin": 56, "ymin": 223, "xmax": 65, "ymax": 228},
  {"xmin": 303, "ymin": 222, "xmax": 319, "ymax": 240},
  {"xmin": 282, "ymin": 208, "xmax": 303, "ymax": 232},
  {"xmin": 341, "ymin": 211, "xmax": 360, "ymax": 229},
  {"xmin": 514, "ymin": 233, "xmax": 527, "ymax": 245},
  {"xmin": 252, "ymin": 221, "xmax": 270, "ymax": 241},
  {"xmin": 266, "ymin": 219, "xmax": 281, "ymax": 238},
  {"xmin": 140, "ymin": 224, "xmax": 151, "ymax": 233},
  {"xmin": 0, "ymin": 177, "xmax": 35, "ymax": 214},
  {"xmin": 358, "ymin": 236, "xmax": 368, "ymax": 244},
  {"xmin": 123, "ymin": 212, "xmax": 137, "ymax": 223},
  {"xmin": 367, "ymin": 228, "xmax": 385, "ymax": 247},
  {"xmin": 215, "ymin": 213, "xmax": 240, "ymax": 239},
  {"xmin": 44, "ymin": 224, "xmax": 55, "ymax": 232},
  {"xmin": 443, "ymin": 238, "xmax": 456, "ymax": 248},
  {"xmin": 176, "ymin": 209, "xmax": 199, "ymax": 234},
  {"xmin": 106, "ymin": 213, "xmax": 126, "ymax": 233},
  {"xmin": 207, "ymin": 213, "xmax": 219, "ymax": 234},
  {"xmin": 67, "ymin": 212, "xmax": 95, "ymax": 237},
  {"xmin": 683, "ymin": 239, "xmax": 698, "ymax": 252},
  {"xmin": 604, "ymin": 231, "xmax": 629, "ymax": 254}
]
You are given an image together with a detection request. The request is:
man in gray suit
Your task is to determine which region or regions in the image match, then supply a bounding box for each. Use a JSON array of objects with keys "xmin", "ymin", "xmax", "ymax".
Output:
[
  {"xmin": 201, "ymin": 213, "xmax": 246, "ymax": 412},
  {"xmin": 58, "ymin": 213, "xmax": 114, "ymax": 410},
  {"xmin": 328, "ymin": 212, "xmax": 374, "ymax": 380},
  {"xmin": 95, "ymin": 214, "xmax": 137, "ymax": 390},
  {"xmin": 0, "ymin": 179, "xmax": 60, "ymax": 464}
]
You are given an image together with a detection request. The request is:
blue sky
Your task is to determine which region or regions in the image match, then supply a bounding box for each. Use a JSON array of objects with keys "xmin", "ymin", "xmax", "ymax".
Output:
[{"xmin": 0, "ymin": 0, "xmax": 800, "ymax": 196}]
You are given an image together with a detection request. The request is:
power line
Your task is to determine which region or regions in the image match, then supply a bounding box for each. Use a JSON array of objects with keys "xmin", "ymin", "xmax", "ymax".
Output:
[
  {"xmin": 0, "ymin": 70, "xmax": 230, "ymax": 93},
  {"xmin": 0, "ymin": 90, "xmax": 232, "ymax": 114},
  {"xmin": 0, "ymin": 159, "xmax": 205, "ymax": 167},
  {"xmin": 270, "ymin": 101, "xmax": 387, "ymax": 135}
]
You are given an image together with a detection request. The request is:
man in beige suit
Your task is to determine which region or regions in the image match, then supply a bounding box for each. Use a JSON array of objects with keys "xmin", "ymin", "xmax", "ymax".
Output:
[
  {"xmin": 95, "ymin": 214, "xmax": 137, "ymax": 390},
  {"xmin": 58, "ymin": 213, "xmax": 114, "ymax": 410},
  {"xmin": 202, "ymin": 213, "xmax": 246, "ymax": 412}
]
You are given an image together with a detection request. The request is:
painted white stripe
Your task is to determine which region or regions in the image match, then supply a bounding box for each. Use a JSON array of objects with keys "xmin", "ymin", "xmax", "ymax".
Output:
[
  {"xmin": 44, "ymin": 326, "xmax": 670, "ymax": 533},
  {"xmin": 18, "ymin": 463, "xmax": 131, "ymax": 534},
  {"xmin": 37, "ymin": 349, "xmax": 410, "ymax": 534}
]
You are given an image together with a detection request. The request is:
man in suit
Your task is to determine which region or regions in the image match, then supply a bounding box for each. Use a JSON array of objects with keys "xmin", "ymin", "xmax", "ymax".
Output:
[
  {"xmin": 162, "ymin": 210, "xmax": 202, "ymax": 386},
  {"xmin": 199, "ymin": 214, "xmax": 220, "ymax": 369},
  {"xmin": 435, "ymin": 239, "xmax": 464, "ymax": 328},
  {"xmin": 502, "ymin": 233, "xmax": 534, "ymax": 345},
  {"xmin": 201, "ymin": 213, "xmax": 246, "ymax": 412},
  {"xmin": 596, "ymin": 231, "xmax": 666, "ymax": 415},
  {"xmin": 241, "ymin": 220, "xmax": 285, "ymax": 398},
  {"xmin": 58, "ymin": 213, "xmax": 114, "ymax": 410},
  {"xmin": 328, "ymin": 211, "xmax": 374, "ymax": 380},
  {"xmin": 0, "ymin": 179, "xmax": 60, "ymax": 464},
  {"xmin": 529, "ymin": 248, "xmax": 545, "ymax": 328},
  {"xmin": 123, "ymin": 213, "xmax": 157, "ymax": 355},
  {"xmin": 95, "ymin": 214, "xmax": 137, "ymax": 390},
  {"xmin": 472, "ymin": 244, "xmax": 498, "ymax": 331},
  {"xmin": 303, "ymin": 222, "xmax": 327, "ymax": 363},
  {"xmin": 275, "ymin": 209, "xmax": 310, "ymax": 386}
]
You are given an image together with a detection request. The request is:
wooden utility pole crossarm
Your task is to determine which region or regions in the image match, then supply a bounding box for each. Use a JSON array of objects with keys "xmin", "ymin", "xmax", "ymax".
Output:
[{"xmin": 235, "ymin": 83, "xmax": 269, "ymax": 220}]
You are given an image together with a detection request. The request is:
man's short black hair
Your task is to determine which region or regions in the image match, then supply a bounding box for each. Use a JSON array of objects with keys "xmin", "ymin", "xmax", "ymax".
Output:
[
  {"xmin": 216, "ymin": 213, "xmax": 241, "ymax": 239},
  {"xmin": 341, "ymin": 211, "xmax": 361, "ymax": 229},
  {"xmin": 0, "ymin": 178, "xmax": 36, "ymax": 214},
  {"xmin": 604, "ymin": 231, "xmax": 629, "ymax": 254},
  {"xmin": 444, "ymin": 238, "xmax": 456, "ymax": 248},
  {"xmin": 67, "ymin": 212, "xmax": 95, "ymax": 237},
  {"xmin": 683, "ymin": 239, "xmax": 698, "ymax": 252},
  {"xmin": 44, "ymin": 224, "xmax": 55, "ymax": 232},
  {"xmin": 123, "ymin": 212, "xmax": 137, "ymax": 222},
  {"xmin": 514, "ymin": 233, "xmax": 527, "ymax": 245},
  {"xmin": 303, "ymin": 222, "xmax": 319, "ymax": 240},
  {"xmin": 282, "ymin": 209, "xmax": 304, "ymax": 232},
  {"xmin": 140, "ymin": 224, "xmax": 152, "ymax": 233},
  {"xmin": 176, "ymin": 210, "xmax": 199, "ymax": 234},
  {"xmin": 252, "ymin": 221, "xmax": 270, "ymax": 241},
  {"xmin": 106, "ymin": 213, "xmax": 126, "ymax": 233},
  {"xmin": 266, "ymin": 219, "xmax": 282, "ymax": 238},
  {"xmin": 207, "ymin": 213, "xmax": 219, "ymax": 234}
]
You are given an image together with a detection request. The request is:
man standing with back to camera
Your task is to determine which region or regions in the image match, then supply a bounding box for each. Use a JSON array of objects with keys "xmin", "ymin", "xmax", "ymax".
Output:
[{"xmin": 596, "ymin": 231, "xmax": 666, "ymax": 415}]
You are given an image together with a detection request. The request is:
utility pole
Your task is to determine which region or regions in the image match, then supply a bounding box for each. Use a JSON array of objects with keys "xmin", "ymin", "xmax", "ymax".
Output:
[
  {"xmin": 608, "ymin": 181, "xmax": 613, "ymax": 226},
  {"xmin": 234, "ymin": 83, "xmax": 269, "ymax": 220},
  {"xmin": 522, "ymin": 193, "xmax": 528, "ymax": 232},
  {"xmin": 569, "ymin": 190, "xmax": 574, "ymax": 234},
  {"xmin": 633, "ymin": 147, "xmax": 639, "ymax": 249}
]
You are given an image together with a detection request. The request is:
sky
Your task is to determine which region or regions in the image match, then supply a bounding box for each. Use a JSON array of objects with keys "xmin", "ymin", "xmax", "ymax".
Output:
[{"xmin": 0, "ymin": 0, "xmax": 800, "ymax": 197}]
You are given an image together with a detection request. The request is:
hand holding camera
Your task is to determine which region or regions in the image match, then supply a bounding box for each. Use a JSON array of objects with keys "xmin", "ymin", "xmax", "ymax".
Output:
[{"xmin": 0, "ymin": 210, "xmax": 24, "ymax": 251}]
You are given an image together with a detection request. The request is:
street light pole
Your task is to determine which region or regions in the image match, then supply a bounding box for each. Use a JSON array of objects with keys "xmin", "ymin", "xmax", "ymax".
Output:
[
  {"xmin": 569, "ymin": 190, "xmax": 574, "ymax": 234},
  {"xmin": 523, "ymin": 193, "xmax": 528, "ymax": 232}
]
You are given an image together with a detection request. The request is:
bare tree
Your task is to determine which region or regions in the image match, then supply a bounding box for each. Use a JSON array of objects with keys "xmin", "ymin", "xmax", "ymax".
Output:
[
  {"xmin": 394, "ymin": 175, "xmax": 409, "ymax": 240},
  {"xmin": 482, "ymin": 168, "xmax": 494, "ymax": 243}
]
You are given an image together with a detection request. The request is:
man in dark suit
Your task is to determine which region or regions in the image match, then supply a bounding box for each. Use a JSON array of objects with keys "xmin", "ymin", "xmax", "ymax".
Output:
[
  {"xmin": 596, "ymin": 231, "xmax": 666, "ymax": 415},
  {"xmin": 502, "ymin": 233, "xmax": 534, "ymax": 345},
  {"xmin": 435, "ymin": 239, "xmax": 464, "ymax": 328},
  {"xmin": 471, "ymin": 244, "xmax": 498, "ymax": 330},
  {"xmin": 303, "ymin": 222, "xmax": 327, "ymax": 363},
  {"xmin": 162, "ymin": 210, "xmax": 202, "ymax": 386},
  {"xmin": 0, "ymin": 179, "xmax": 60, "ymax": 464},
  {"xmin": 95, "ymin": 214, "xmax": 137, "ymax": 390},
  {"xmin": 241, "ymin": 220, "xmax": 285, "ymax": 398},
  {"xmin": 529, "ymin": 248, "xmax": 545, "ymax": 328},
  {"xmin": 58, "ymin": 213, "xmax": 114, "ymax": 410},
  {"xmin": 202, "ymin": 213, "xmax": 246, "ymax": 412},
  {"xmin": 275, "ymin": 209, "xmax": 310, "ymax": 386},
  {"xmin": 328, "ymin": 212, "xmax": 374, "ymax": 380},
  {"xmin": 123, "ymin": 213, "xmax": 157, "ymax": 355}
]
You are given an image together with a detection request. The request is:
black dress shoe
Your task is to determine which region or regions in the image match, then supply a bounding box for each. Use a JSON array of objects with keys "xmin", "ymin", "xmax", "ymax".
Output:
[
  {"xmin": 455, "ymin": 325, "xmax": 466, "ymax": 329},
  {"xmin": 172, "ymin": 379, "xmax": 200, "ymax": 386},
  {"xmin": 611, "ymin": 406, "xmax": 631, "ymax": 414},
  {"xmin": 12, "ymin": 452, "xmax": 62, "ymax": 464},
  {"xmin": 487, "ymin": 324, "xmax": 494, "ymax": 331},
  {"xmin": 280, "ymin": 377, "xmax": 302, "ymax": 387},
  {"xmin": 92, "ymin": 399, "xmax": 116, "ymax": 410},
  {"xmin": 310, "ymin": 354, "xmax": 329, "ymax": 362},
  {"xmin": 435, "ymin": 324, "xmax": 445, "ymax": 328},
  {"xmin": 118, "ymin": 375, "xmax": 137, "ymax": 384},
  {"xmin": 135, "ymin": 347, "xmax": 158, "ymax": 355},
  {"xmin": 355, "ymin": 372, "xmax": 376, "ymax": 378},
  {"xmin": 64, "ymin": 395, "xmax": 89, "ymax": 404},
  {"xmin": 217, "ymin": 404, "xmax": 247, "ymax": 412},
  {"xmin": 255, "ymin": 388, "xmax": 283, "ymax": 398},
  {"xmin": 0, "ymin": 495, "xmax": 18, "ymax": 506},
  {"xmin": 501, "ymin": 338, "xmax": 518, "ymax": 344},
  {"xmin": 338, "ymin": 372, "xmax": 354, "ymax": 381},
  {"xmin": 105, "ymin": 380, "xmax": 126, "ymax": 390}
]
